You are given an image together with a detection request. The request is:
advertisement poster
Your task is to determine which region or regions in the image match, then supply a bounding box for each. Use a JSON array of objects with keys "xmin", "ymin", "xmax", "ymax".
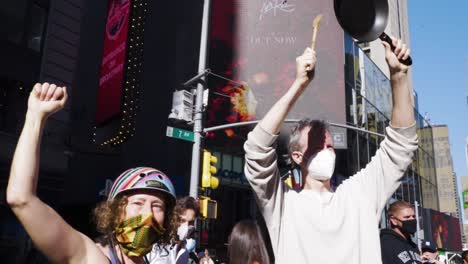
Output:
[
  {"xmin": 95, "ymin": 0, "xmax": 131, "ymax": 124},
  {"xmin": 207, "ymin": 0, "xmax": 345, "ymax": 148},
  {"xmin": 423, "ymin": 208, "xmax": 462, "ymax": 252}
]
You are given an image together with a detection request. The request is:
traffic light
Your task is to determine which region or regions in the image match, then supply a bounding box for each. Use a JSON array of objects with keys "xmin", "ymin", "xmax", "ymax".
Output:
[
  {"xmin": 199, "ymin": 196, "xmax": 218, "ymax": 219},
  {"xmin": 201, "ymin": 150, "xmax": 219, "ymax": 189}
]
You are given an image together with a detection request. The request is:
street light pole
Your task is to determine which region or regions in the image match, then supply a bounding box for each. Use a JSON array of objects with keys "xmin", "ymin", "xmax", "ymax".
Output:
[
  {"xmin": 189, "ymin": 0, "xmax": 211, "ymax": 198},
  {"xmin": 414, "ymin": 200, "xmax": 421, "ymax": 252}
]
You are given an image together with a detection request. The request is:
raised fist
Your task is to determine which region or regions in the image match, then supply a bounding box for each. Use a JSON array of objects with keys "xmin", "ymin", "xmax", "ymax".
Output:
[
  {"xmin": 27, "ymin": 83, "xmax": 68, "ymax": 119},
  {"xmin": 295, "ymin": 47, "xmax": 317, "ymax": 87}
]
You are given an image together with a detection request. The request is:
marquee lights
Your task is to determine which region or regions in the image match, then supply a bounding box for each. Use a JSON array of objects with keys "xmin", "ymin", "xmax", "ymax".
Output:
[{"xmin": 94, "ymin": 0, "xmax": 149, "ymax": 147}]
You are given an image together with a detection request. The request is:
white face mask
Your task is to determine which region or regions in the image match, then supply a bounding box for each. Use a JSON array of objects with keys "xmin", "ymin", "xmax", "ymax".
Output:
[
  {"xmin": 305, "ymin": 149, "xmax": 336, "ymax": 181},
  {"xmin": 177, "ymin": 223, "xmax": 189, "ymax": 240}
]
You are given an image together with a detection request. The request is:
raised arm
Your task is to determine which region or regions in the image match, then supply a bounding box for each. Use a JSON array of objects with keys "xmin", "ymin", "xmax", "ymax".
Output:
[
  {"xmin": 383, "ymin": 38, "xmax": 414, "ymax": 127},
  {"xmin": 244, "ymin": 47, "xmax": 317, "ymax": 187},
  {"xmin": 243, "ymin": 49, "xmax": 317, "ymax": 253},
  {"xmin": 342, "ymin": 39, "xmax": 418, "ymax": 219},
  {"xmin": 259, "ymin": 48, "xmax": 317, "ymax": 134},
  {"xmin": 6, "ymin": 83, "xmax": 106, "ymax": 264}
]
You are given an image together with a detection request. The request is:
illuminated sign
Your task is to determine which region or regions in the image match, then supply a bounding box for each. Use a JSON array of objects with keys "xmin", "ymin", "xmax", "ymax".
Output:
[{"xmin": 95, "ymin": 0, "xmax": 131, "ymax": 124}]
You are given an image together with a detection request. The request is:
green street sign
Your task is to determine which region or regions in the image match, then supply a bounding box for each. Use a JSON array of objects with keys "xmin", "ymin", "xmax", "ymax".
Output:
[{"xmin": 166, "ymin": 126, "xmax": 194, "ymax": 142}]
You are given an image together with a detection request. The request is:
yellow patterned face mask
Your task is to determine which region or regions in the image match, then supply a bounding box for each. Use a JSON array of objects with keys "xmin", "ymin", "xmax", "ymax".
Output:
[{"xmin": 114, "ymin": 214, "xmax": 165, "ymax": 257}]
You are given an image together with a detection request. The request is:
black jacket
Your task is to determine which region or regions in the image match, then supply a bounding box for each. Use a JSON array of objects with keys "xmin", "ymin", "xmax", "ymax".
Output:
[{"xmin": 380, "ymin": 229, "xmax": 422, "ymax": 264}]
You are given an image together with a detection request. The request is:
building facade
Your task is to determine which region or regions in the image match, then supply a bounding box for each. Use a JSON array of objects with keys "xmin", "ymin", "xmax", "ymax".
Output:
[
  {"xmin": 466, "ymin": 137, "xmax": 468, "ymax": 170},
  {"xmin": 431, "ymin": 125, "xmax": 459, "ymax": 216},
  {"xmin": 1, "ymin": 0, "xmax": 462, "ymax": 261},
  {"xmin": 0, "ymin": 0, "xmax": 84, "ymax": 262},
  {"xmin": 202, "ymin": 0, "xmax": 440, "ymax": 256},
  {"xmin": 0, "ymin": 0, "xmax": 205, "ymax": 262},
  {"xmin": 460, "ymin": 176, "xmax": 468, "ymax": 250}
]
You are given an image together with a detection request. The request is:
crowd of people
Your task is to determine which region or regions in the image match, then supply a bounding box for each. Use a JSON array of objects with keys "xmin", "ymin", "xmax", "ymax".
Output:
[{"xmin": 5, "ymin": 37, "xmax": 464, "ymax": 263}]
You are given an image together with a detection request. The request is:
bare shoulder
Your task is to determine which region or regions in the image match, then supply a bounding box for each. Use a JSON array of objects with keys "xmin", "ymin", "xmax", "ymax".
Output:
[
  {"xmin": 95, "ymin": 241, "xmax": 111, "ymax": 259},
  {"xmin": 69, "ymin": 233, "xmax": 110, "ymax": 264}
]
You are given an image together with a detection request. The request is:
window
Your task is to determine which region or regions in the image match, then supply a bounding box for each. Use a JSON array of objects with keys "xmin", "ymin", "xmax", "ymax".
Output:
[
  {"xmin": 27, "ymin": 4, "xmax": 47, "ymax": 52},
  {"xmin": 0, "ymin": 1, "xmax": 47, "ymax": 52}
]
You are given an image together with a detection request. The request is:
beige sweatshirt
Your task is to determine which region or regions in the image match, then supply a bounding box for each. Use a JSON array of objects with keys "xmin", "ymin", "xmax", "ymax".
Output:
[{"xmin": 244, "ymin": 124, "xmax": 418, "ymax": 264}]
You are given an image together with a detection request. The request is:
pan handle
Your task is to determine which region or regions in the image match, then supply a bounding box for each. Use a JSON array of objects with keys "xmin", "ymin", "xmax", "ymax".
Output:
[{"xmin": 379, "ymin": 32, "xmax": 413, "ymax": 66}]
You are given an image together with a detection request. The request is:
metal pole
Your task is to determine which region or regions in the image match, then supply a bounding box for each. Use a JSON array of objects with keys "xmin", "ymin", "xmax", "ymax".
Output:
[
  {"xmin": 189, "ymin": 0, "xmax": 211, "ymax": 198},
  {"xmin": 183, "ymin": 69, "xmax": 210, "ymax": 88},
  {"xmin": 204, "ymin": 119, "xmax": 386, "ymax": 138},
  {"xmin": 414, "ymin": 200, "xmax": 421, "ymax": 252}
]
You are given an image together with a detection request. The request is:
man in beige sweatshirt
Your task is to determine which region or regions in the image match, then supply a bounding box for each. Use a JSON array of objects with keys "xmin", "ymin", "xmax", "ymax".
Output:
[{"xmin": 244, "ymin": 38, "xmax": 417, "ymax": 264}]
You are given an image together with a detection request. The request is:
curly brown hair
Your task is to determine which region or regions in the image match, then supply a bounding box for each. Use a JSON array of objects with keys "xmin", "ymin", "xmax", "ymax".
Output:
[
  {"xmin": 93, "ymin": 194, "xmax": 173, "ymax": 246},
  {"xmin": 93, "ymin": 195, "xmax": 128, "ymax": 235},
  {"xmin": 169, "ymin": 196, "xmax": 200, "ymax": 242}
]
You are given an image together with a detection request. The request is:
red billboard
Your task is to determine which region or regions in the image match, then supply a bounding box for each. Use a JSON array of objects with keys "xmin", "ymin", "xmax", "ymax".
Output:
[
  {"xmin": 423, "ymin": 208, "xmax": 462, "ymax": 252},
  {"xmin": 95, "ymin": 0, "xmax": 131, "ymax": 124},
  {"xmin": 207, "ymin": 0, "xmax": 345, "ymax": 146}
]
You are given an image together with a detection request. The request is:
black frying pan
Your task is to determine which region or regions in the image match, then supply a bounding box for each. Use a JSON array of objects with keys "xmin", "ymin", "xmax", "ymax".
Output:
[{"xmin": 334, "ymin": 0, "xmax": 412, "ymax": 66}]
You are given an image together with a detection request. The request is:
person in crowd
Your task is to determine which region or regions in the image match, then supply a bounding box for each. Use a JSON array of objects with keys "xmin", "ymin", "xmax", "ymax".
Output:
[
  {"xmin": 228, "ymin": 220, "xmax": 270, "ymax": 264},
  {"xmin": 147, "ymin": 196, "xmax": 200, "ymax": 264},
  {"xmin": 7, "ymin": 82, "xmax": 176, "ymax": 264},
  {"xmin": 243, "ymin": 36, "xmax": 417, "ymax": 263},
  {"xmin": 421, "ymin": 240, "xmax": 442, "ymax": 263},
  {"xmin": 198, "ymin": 248, "xmax": 214, "ymax": 264},
  {"xmin": 173, "ymin": 196, "xmax": 200, "ymax": 264},
  {"xmin": 380, "ymin": 201, "xmax": 422, "ymax": 263},
  {"xmin": 462, "ymin": 250, "xmax": 468, "ymax": 264}
]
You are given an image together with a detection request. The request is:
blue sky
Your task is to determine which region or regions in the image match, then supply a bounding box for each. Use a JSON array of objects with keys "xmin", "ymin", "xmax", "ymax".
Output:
[{"xmin": 408, "ymin": 1, "xmax": 468, "ymax": 183}]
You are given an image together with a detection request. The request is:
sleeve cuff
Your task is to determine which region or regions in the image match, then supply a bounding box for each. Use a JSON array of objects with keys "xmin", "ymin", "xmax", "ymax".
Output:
[
  {"xmin": 388, "ymin": 121, "xmax": 417, "ymax": 138},
  {"xmin": 249, "ymin": 124, "xmax": 279, "ymax": 147}
]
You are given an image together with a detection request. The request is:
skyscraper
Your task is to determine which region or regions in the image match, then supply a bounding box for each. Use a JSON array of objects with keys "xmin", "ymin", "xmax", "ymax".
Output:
[
  {"xmin": 465, "ymin": 137, "xmax": 468, "ymax": 170},
  {"xmin": 432, "ymin": 125, "xmax": 460, "ymax": 217},
  {"xmin": 365, "ymin": 0, "xmax": 411, "ymax": 76}
]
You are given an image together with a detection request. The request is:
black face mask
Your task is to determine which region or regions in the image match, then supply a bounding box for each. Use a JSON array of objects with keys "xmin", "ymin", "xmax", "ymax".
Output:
[{"xmin": 398, "ymin": 219, "xmax": 417, "ymax": 235}]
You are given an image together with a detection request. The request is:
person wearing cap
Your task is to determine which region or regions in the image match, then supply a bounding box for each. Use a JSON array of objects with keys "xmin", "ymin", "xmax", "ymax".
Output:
[
  {"xmin": 6, "ymin": 83, "xmax": 176, "ymax": 264},
  {"xmin": 380, "ymin": 200, "xmax": 422, "ymax": 264},
  {"xmin": 421, "ymin": 240, "xmax": 442, "ymax": 264}
]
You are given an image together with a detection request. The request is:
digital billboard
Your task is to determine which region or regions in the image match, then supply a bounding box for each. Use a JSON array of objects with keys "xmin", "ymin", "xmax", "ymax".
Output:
[
  {"xmin": 423, "ymin": 208, "xmax": 462, "ymax": 252},
  {"xmin": 207, "ymin": 0, "xmax": 345, "ymax": 148}
]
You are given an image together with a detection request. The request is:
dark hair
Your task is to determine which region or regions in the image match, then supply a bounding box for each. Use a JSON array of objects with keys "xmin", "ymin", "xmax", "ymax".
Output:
[
  {"xmin": 462, "ymin": 250, "xmax": 468, "ymax": 261},
  {"xmin": 421, "ymin": 246, "xmax": 437, "ymax": 254},
  {"xmin": 170, "ymin": 196, "xmax": 200, "ymax": 241},
  {"xmin": 288, "ymin": 118, "xmax": 329, "ymax": 165},
  {"xmin": 228, "ymin": 220, "xmax": 270, "ymax": 264}
]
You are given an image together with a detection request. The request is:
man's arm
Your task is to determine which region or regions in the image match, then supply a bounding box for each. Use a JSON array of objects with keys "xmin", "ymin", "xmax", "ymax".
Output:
[
  {"xmin": 7, "ymin": 83, "xmax": 107, "ymax": 264},
  {"xmin": 384, "ymin": 38, "xmax": 414, "ymax": 127},
  {"xmin": 340, "ymin": 38, "xmax": 417, "ymax": 218},
  {"xmin": 259, "ymin": 48, "xmax": 316, "ymax": 134},
  {"xmin": 243, "ymin": 48, "xmax": 317, "ymax": 252},
  {"xmin": 244, "ymin": 47, "xmax": 317, "ymax": 195}
]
